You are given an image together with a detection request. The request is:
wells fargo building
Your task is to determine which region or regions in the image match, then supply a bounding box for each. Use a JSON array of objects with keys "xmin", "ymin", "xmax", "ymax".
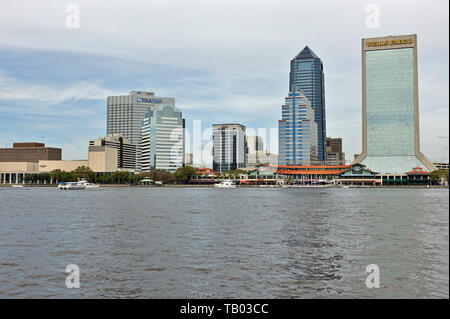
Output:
[{"xmin": 353, "ymin": 34, "xmax": 436, "ymax": 174}]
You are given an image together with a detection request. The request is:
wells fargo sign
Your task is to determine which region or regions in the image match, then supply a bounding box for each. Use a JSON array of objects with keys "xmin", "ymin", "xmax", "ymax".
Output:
[{"xmin": 366, "ymin": 38, "xmax": 414, "ymax": 48}]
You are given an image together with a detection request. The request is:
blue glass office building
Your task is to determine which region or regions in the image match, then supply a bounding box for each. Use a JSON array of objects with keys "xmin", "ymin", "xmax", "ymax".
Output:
[
  {"xmin": 353, "ymin": 34, "xmax": 436, "ymax": 173},
  {"xmin": 278, "ymin": 88, "xmax": 318, "ymax": 166},
  {"xmin": 289, "ymin": 46, "xmax": 326, "ymax": 162}
]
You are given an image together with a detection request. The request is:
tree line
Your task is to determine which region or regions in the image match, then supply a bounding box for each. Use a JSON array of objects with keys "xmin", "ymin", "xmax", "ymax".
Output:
[{"xmin": 24, "ymin": 166, "xmax": 198, "ymax": 185}]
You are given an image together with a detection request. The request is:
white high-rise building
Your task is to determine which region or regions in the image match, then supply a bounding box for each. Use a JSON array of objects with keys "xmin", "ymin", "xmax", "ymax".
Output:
[
  {"xmin": 212, "ymin": 124, "xmax": 246, "ymax": 173},
  {"xmin": 107, "ymin": 91, "xmax": 175, "ymax": 171},
  {"xmin": 141, "ymin": 105, "xmax": 185, "ymax": 173}
]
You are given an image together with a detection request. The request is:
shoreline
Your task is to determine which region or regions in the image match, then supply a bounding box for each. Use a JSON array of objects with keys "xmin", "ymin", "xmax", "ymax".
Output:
[{"xmin": 1, "ymin": 184, "xmax": 448, "ymax": 189}]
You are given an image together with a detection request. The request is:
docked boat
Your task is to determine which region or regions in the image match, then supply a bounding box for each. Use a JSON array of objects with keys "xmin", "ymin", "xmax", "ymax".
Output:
[
  {"xmin": 78, "ymin": 178, "xmax": 100, "ymax": 189},
  {"xmin": 58, "ymin": 182, "xmax": 86, "ymax": 190},
  {"xmin": 12, "ymin": 185, "xmax": 24, "ymax": 188},
  {"xmin": 214, "ymin": 180, "xmax": 236, "ymax": 188}
]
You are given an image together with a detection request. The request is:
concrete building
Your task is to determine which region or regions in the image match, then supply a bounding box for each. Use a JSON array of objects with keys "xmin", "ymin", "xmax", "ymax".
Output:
[
  {"xmin": 353, "ymin": 34, "xmax": 436, "ymax": 174},
  {"xmin": 185, "ymin": 153, "xmax": 193, "ymax": 166},
  {"xmin": 107, "ymin": 91, "xmax": 175, "ymax": 171},
  {"xmin": 290, "ymin": 46, "xmax": 327, "ymax": 161},
  {"xmin": 89, "ymin": 134, "xmax": 136, "ymax": 171},
  {"xmin": 326, "ymin": 137, "xmax": 345, "ymax": 165},
  {"xmin": 140, "ymin": 104, "xmax": 185, "ymax": 173},
  {"xmin": 278, "ymin": 88, "xmax": 318, "ymax": 166},
  {"xmin": 212, "ymin": 124, "xmax": 246, "ymax": 173},
  {"xmin": 433, "ymin": 162, "xmax": 449, "ymax": 170},
  {"xmin": 0, "ymin": 142, "xmax": 61, "ymax": 162}
]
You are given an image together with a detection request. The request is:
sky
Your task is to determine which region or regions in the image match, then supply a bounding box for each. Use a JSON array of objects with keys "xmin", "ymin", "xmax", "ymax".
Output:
[{"xmin": 0, "ymin": 0, "xmax": 448, "ymax": 164}]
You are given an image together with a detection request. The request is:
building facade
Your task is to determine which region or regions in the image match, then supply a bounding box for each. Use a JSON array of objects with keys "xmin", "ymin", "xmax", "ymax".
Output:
[
  {"xmin": 140, "ymin": 104, "xmax": 185, "ymax": 173},
  {"xmin": 289, "ymin": 46, "xmax": 326, "ymax": 161},
  {"xmin": 212, "ymin": 124, "xmax": 246, "ymax": 173},
  {"xmin": 0, "ymin": 142, "xmax": 61, "ymax": 162},
  {"xmin": 89, "ymin": 134, "xmax": 136, "ymax": 171},
  {"xmin": 278, "ymin": 88, "xmax": 318, "ymax": 166},
  {"xmin": 107, "ymin": 91, "xmax": 175, "ymax": 171},
  {"xmin": 326, "ymin": 137, "xmax": 345, "ymax": 165},
  {"xmin": 353, "ymin": 34, "xmax": 436, "ymax": 174}
]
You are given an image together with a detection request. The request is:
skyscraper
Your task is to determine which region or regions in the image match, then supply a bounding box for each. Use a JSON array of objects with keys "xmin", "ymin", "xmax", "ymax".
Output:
[
  {"xmin": 212, "ymin": 124, "xmax": 246, "ymax": 173},
  {"xmin": 353, "ymin": 34, "xmax": 436, "ymax": 173},
  {"xmin": 278, "ymin": 88, "xmax": 318, "ymax": 166},
  {"xmin": 289, "ymin": 46, "xmax": 326, "ymax": 162},
  {"xmin": 107, "ymin": 91, "xmax": 175, "ymax": 171},
  {"xmin": 140, "ymin": 104, "xmax": 185, "ymax": 173}
]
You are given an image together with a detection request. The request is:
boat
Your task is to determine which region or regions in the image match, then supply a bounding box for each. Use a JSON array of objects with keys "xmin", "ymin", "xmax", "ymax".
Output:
[
  {"xmin": 12, "ymin": 185, "xmax": 24, "ymax": 188},
  {"xmin": 77, "ymin": 178, "xmax": 100, "ymax": 189},
  {"xmin": 214, "ymin": 180, "xmax": 236, "ymax": 188},
  {"xmin": 58, "ymin": 182, "xmax": 86, "ymax": 190}
]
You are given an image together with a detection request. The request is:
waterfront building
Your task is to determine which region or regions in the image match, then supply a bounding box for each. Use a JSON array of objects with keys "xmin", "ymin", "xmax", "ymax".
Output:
[
  {"xmin": 89, "ymin": 134, "xmax": 136, "ymax": 171},
  {"xmin": 212, "ymin": 124, "xmax": 246, "ymax": 173},
  {"xmin": 353, "ymin": 34, "xmax": 436, "ymax": 174},
  {"xmin": 289, "ymin": 46, "xmax": 327, "ymax": 161},
  {"xmin": 107, "ymin": 91, "xmax": 176, "ymax": 171},
  {"xmin": 0, "ymin": 142, "xmax": 61, "ymax": 163},
  {"xmin": 276, "ymin": 164, "xmax": 350, "ymax": 185},
  {"xmin": 278, "ymin": 88, "xmax": 318, "ymax": 166},
  {"xmin": 140, "ymin": 104, "xmax": 185, "ymax": 173},
  {"xmin": 334, "ymin": 163, "xmax": 381, "ymax": 186},
  {"xmin": 433, "ymin": 162, "xmax": 449, "ymax": 170},
  {"xmin": 326, "ymin": 137, "xmax": 346, "ymax": 165}
]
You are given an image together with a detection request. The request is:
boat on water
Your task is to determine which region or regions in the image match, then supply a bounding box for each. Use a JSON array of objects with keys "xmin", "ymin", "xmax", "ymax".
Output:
[
  {"xmin": 12, "ymin": 185, "xmax": 24, "ymax": 188},
  {"xmin": 58, "ymin": 182, "xmax": 86, "ymax": 190},
  {"xmin": 58, "ymin": 178, "xmax": 99, "ymax": 190},
  {"xmin": 214, "ymin": 180, "xmax": 236, "ymax": 188},
  {"xmin": 77, "ymin": 178, "xmax": 100, "ymax": 189}
]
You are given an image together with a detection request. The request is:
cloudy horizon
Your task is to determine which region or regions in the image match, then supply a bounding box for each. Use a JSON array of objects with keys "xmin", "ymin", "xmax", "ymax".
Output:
[{"xmin": 0, "ymin": 0, "xmax": 448, "ymax": 164}]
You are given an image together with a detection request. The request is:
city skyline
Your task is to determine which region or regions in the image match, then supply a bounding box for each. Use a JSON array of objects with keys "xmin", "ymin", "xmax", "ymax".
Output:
[{"xmin": 0, "ymin": 0, "xmax": 448, "ymax": 163}]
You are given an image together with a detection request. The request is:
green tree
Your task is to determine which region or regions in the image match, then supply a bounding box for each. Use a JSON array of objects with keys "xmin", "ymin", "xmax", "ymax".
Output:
[
  {"xmin": 97, "ymin": 174, "xmax": 112, "ymax": 184},
  {"xmin": 430, "ymin": 170, "xmax": 449, "ymax": 184},
  {"xmin": 173, "ymin": 166, "xmax": 196, "ymax": 184},
  {"xmin": 152, "ymin": 169, "xmax": 172, "ymax": 183},
  {"xmin": 71, "ymin": 166, "xmax": 95, "ymax": 182}
]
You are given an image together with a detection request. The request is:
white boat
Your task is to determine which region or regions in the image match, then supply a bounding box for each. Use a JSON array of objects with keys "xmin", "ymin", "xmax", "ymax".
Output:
[
  {"xmin": 214, "ymin": 180, "xmax": 236, "ymax": 188},
  {"xmin": 12, "ymin": 185, "xmax": 24, "ymax": 188},
  {"xmin": 77, "ymin": 178, "xmax": 100, "ymax": 189},
  {"xmin": 58, "ymin": 182, "xmax": 86, "ymax": 190}
]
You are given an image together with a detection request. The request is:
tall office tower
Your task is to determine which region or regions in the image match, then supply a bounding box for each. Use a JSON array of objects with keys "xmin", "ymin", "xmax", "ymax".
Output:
[
  {"xmin": 289, "ymin": 46, "xmax": 326, "ymax": 162},
  {"xmin": 140, "ymin": 104, "xmax": 185, "ymax": 173},
  {"xmin": 246, "ymin": 136, "xmax": 264, "ymax": 154},
  {"xmin": 278, "ymin": 88, "xmax": 318, "ymax": 166},
  {"xmin": 89, "ymin": 134, "xmax": 136, "ymax": 171},
  {"xmin": 326, "ymin": 137, "xmax": 346, "ymax": 165},
  {"xmin": 212, "ymin": 124, "xmax": 246, "ymax": 173},
  {"xmin": 107, "ymin": 91, "xmax": 175, "ymax": 171},
  {"xmin": 353, "ymin": 34, "xmax": 436, "ymax": 173}
]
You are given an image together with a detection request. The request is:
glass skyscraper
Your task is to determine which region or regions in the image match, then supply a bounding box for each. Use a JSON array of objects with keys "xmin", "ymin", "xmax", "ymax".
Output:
[
  {"xmin": 140, "ymin": 104, "xmax": 185, "ymax": 173},
  {"xmin": 212, "ymin": 124, "xmax": 246, "ymax": 173},
  {"xmin": 353, "ymin": 34, "xmax": 436, "ymax": 174},
  {"xmin": 278, "ymin": 88, "xmax": 318, "ymax": 166},
  {"xmin": 289, "ymin": 46, "xmax": 326, "ymax": 162},
  {"xmin": 107, "ymin": 91, "xmax": 176, "ymax": 171}
]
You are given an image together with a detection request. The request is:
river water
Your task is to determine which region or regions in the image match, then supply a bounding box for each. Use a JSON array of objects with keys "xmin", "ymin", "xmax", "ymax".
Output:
[{"xmin": 0, "ymin": 187, "xmax": 448, "ymax": 298}]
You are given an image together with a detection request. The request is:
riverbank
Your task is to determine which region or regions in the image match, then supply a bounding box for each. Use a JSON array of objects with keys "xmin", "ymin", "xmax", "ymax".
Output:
[{"xmin": 1, "ymin": 184, "xmax": 448, "ymax": 189}]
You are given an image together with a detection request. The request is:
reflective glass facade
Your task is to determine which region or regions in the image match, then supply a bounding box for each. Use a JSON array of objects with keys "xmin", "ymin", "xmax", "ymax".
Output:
[
  {"xmin": 289, "ymin": 47, "xmax": 326, "ymax": 161},
  {"xmin": 278, "ymin": 89, "xmax": 318, "ymax": 166},
  {"xmin": 365, "ymin": 48, "xmax": 415, "ymax": 157},
  {"xmin": 356, "ymin": 35, "xmax": 437, "ymax": 174}
]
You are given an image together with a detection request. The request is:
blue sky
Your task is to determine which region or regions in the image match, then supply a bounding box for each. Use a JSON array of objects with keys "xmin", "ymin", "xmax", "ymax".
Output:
[{"xmin": 0, "ymin": 0, "xmax": 448, "ymax": 163}]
